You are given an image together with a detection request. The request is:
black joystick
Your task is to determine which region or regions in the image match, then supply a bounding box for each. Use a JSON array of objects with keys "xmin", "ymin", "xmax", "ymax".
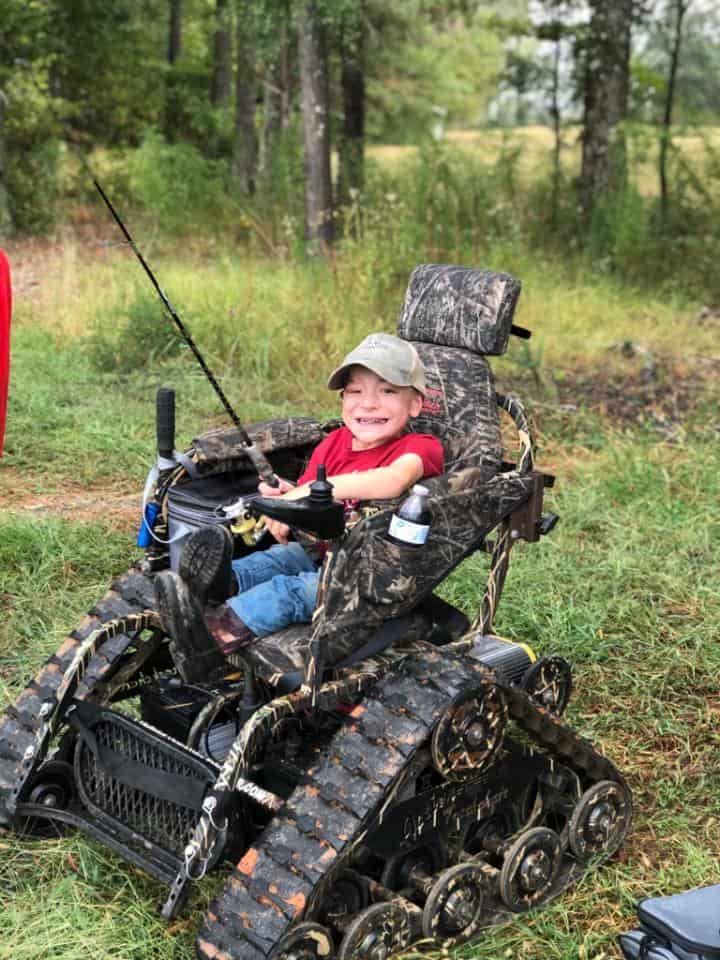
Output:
[
  {"xmin": 309, "ymin": 465, "xmax": 333, "ymax": 504},
  {"xmin": 249, "ymin": 464, "xmax": 345, "ymax": 540}
]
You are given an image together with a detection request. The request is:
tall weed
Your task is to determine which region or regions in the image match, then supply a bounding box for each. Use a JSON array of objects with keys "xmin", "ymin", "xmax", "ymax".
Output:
[{"xmin": 85, "ymin": 286, "xmax": 184, "ymax": 373}]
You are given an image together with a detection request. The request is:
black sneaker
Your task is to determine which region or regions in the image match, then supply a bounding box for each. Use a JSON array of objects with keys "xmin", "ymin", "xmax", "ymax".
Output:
[
  {"xmin": 178, "ymin": 525, "xmax": 234, "ymax": 606},
  {"xmin": 154, "ymin": 570, "xmax": 227, "ymax": 684}
]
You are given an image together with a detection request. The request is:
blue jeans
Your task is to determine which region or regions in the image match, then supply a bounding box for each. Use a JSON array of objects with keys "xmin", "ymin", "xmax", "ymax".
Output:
[{"xmin": 228, "ymin": 542, "xmax": 320, "ymax": 638}]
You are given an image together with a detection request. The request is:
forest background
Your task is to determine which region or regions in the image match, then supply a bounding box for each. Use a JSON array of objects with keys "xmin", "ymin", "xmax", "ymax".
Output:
[{"xmin": 0, "ymin": 1, "xmax": 719, "ymax": 959}]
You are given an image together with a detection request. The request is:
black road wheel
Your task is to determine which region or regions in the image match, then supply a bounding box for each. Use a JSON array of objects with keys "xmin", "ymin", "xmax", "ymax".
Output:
[
  {"xmin": 337, "ymin": 902, "xmax": 411, "ymax": 960},
  {"xmin": 421, "ymin": 863, "xmax": 488, "ymax": 947},
  {"xmin": 316, "ymin": 869, "xmax": 369, "ymax": 929},
  {"xmin": 18, "ymin": 760, "xmax": 77, "ymax": 837},
  {"xmin": 462, "ymin": 813, "xmax": 515, "ymax": 859},
  {"xmin": 380, "ymin": 843, "xmax": 446, "ymax": 891},
  {"xmin": 521, "ymin": 656, "xmax": 572, "ymax": 716},
  {"xmin": 430, "ymin": 684, "xmax": 507, "ymax": 780},
  {"xmin": 499, "ymin": 826, "xmax": 563, "ymax": 912},
  {"xmin": 274, "ymin": 922, "xmax": 334, "ymax": 960},
  {"xmin": 567, "ymin": 780, "xmax": 632, "ymax": 863}
]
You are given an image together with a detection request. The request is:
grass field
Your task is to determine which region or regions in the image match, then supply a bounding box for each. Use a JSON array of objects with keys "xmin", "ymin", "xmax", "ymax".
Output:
[
  {"xmin": 370, "ymin": 125, "xmax": 720, "ymax": 200},
  {"xmin": 0, "ymin": 231, "xmax": 718, "ymax": 959}
]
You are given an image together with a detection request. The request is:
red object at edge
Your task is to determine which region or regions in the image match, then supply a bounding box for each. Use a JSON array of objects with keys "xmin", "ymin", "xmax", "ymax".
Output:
[{"xmin": 0, "ymin": 249, "xmax": 11, "ymax": 457}]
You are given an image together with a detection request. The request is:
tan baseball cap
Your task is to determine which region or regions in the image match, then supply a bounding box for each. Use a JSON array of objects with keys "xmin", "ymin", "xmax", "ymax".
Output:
[{"xmin": 327, "ymin": 332, "xmax": 426, "ymax": 395}]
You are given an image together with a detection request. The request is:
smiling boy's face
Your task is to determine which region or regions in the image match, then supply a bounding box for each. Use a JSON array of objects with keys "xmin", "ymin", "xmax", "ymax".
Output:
[{"xmin": 341, "ymin": 365, "xmax": 423, "ymax": 451}]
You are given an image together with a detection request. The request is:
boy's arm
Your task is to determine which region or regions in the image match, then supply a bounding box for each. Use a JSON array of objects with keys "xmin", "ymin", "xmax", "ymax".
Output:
[{"xmin": 284, "ymin": 453, "xmax": 425, "ymax": 502}]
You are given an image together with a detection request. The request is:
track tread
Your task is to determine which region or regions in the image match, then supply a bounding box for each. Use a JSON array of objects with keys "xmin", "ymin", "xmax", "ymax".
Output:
[
  {"xmin": 197, "ymin": 643, "xmax": 630, "ymax": 960},
  {"xmin": 0, "ymin": 566, "xmax": 156, "ymax": 826},
  {"xmin": 196, "ymin": 653, "xmax": 478, "ymax": 960}
]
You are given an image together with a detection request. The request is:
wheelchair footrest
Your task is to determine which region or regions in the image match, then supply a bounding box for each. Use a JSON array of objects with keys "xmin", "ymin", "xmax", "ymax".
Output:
[{"xmin": 71, "ymin": 701, "xmax": 219, "ymax": 859}]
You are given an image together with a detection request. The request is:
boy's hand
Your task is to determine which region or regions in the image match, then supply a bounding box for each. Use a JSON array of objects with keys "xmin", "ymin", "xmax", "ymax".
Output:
[
  {"xmin": 263, "ymin": 516, "xmax": 291, "ymax": 544},
  {"xmin": 258, "ymin": 477, "xmax": 295, "ymax": 497}
]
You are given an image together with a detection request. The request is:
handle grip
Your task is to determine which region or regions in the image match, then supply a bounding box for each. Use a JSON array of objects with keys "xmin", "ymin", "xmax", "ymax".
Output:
[{"xmin": 156, "ymin": 388, "xmax": 176, "ymax": 460}]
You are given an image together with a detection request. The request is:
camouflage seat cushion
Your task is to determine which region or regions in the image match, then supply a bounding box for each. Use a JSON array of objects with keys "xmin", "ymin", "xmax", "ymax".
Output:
[{"xmin": 239, "ymin": 624, "xmax": 312, "ymax": 684}]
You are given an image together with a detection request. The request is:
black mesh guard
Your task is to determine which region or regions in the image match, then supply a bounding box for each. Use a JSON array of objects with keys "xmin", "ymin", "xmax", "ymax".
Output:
[{"xmin": 73, "ymin": 705, "xmax": 218, "ymax": 858}]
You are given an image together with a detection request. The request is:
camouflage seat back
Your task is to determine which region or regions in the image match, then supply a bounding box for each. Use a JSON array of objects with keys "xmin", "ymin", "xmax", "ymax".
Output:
[
  {"xmin": 397, "ymin": 264, "xmax": 522, "ymax": 477},
  {"xmin": 409, "ymin": 342, "xmax": 501, "ymax": 478}
]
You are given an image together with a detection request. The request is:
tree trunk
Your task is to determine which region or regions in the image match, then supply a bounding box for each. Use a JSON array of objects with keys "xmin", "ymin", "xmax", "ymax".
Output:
[
  {"xmin": 259, "ymin": 20, "xmax": 291, "ymax": 178},
  {"xmin": 165, "ymin": 0, "xmax": 183, "ymax": 142},
  {"xmin": 211, "ymin": 0, "xmax": 233, "ymax": 108},
  {"xmin": 549, "ymin": 21, "xmax": 562, "ymax": 229},
  {"xmin": 232, "ymin": 2, "xmax": 257, "ymax": 194},
  {"xmin": 659, "ymin": 0, "xmax": 689, "ymax": 223},
  {"xmin": 337, "ymin": 2, "xmax": 366, "ymax": 215},
  {"xmin": 0, "ymin": 91, "xmax": 11, "ymax": 236},
  {"xmin": 298, "ymin": 1, "xmax": 334, "ymax": 252},
  {"xmin": 579, "ymin": 0, "xmax": 633, "ymax": 225}
]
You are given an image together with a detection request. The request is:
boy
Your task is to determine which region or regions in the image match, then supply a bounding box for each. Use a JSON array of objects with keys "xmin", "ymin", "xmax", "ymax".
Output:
[{"xmin": 155, "ymin": 332, "xmax": 444, "ymax": 679}]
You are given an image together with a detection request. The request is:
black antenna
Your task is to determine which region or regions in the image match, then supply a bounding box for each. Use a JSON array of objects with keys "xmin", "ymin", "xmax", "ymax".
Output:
[{"xmin": 94, "ymin": 179, "xmax": 279, "ymax": 486}]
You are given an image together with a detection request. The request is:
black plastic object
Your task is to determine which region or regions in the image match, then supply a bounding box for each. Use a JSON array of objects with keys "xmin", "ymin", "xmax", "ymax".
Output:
[
  {"xmin": 250, "ymin": 465, "xmax": 345, "ymax": 540},
  {"xmin": 538, "ymin": 513, "xmax": 559, "ymax": 536},
  {"xmin": 618, "ymin": 885, "xmax": 720, "ymax": 960},
  {"xmin": 617, "ymin": 931, "xmax": 676, "ymax": 959},
  {"xmin": 156, "ymin": 388, "xmax": 176, "ymax": 460},
  {"xmin": 510, "ymin": 324, "xmax": 531, "ymax": 340}
]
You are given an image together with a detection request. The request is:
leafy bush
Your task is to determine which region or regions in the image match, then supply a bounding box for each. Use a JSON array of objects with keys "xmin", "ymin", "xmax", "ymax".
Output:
[
  {"xmin": 126, "ymin": 131, "xmax": 237, "ymax": 234},
  {"xmin": 85, "ymin": 286, "xmax": 184, "ymax": 373},
  {"xmin": 3, "ymin": 73, "xmax": 60, "ymax": 234}
]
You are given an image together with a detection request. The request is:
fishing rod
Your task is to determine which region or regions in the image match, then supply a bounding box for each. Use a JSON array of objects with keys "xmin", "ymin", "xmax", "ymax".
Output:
[{"xmin": 93, "ymin": 179, "xmax": 279, "ymax": 488}]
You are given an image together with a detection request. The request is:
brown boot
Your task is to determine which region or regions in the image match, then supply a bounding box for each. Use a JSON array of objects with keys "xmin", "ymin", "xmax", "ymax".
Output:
[
  {"xmin": 205, "ymin": 604, "xmax": 256, "ymax": 654},
  {"xmin": 154, "ymin": 570, "xmax": 227, "ymax": 683},
  {"xmin": 178, "ymin": 525, "xmax": 235, "ymax": 605}
]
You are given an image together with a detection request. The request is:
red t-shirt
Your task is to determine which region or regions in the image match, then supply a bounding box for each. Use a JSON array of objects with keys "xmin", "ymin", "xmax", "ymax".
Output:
[{"xmin": 297, "ymin": 426, "xmax": 444, "ymax": 489}]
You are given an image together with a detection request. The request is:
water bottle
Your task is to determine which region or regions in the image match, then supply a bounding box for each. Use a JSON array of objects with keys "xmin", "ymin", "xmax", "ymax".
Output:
[{"xmin": 387, "ymin": 484, "xmax": 431, "ymax": 548}]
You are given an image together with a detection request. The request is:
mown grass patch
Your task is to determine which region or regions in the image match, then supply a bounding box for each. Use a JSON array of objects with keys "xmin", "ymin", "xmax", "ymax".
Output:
[{"xmin": 0, "ymin": 513, "xmax": 137, "ymax": 701}]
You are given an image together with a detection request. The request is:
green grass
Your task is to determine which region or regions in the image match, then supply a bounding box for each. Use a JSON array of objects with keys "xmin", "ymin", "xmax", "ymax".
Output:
[
  {"xmin": 1, "ymin": 233, "xmax": 719, "ymax": 959},
  {"xmin": 3, "ymin": 235, "xmax": 715, "ymax": 497}
]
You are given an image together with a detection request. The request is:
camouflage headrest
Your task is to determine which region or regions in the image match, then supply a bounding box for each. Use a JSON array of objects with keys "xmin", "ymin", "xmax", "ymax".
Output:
[{"xmin": 397, "ymin": 264, "xmax": 522, "ymax": 356}]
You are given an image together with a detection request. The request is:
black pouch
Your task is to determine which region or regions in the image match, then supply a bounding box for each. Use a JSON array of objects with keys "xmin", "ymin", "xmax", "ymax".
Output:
[
  {"xmin": 618, "ymin": 885, "xmax": 720, "ymax": 960},
  {"xmin": 167, "ymin": 471, "xmax": 258, "ymax": 569}
]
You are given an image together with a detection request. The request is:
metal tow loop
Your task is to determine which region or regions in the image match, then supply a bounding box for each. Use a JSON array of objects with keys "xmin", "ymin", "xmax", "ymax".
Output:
[{"xmin": 183, "ymin": 797, "xmax": 228, "ymax": 881}]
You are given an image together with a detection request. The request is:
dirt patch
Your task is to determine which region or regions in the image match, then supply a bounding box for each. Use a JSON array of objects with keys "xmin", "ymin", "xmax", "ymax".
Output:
[
  {"xmin": 0, "ymin": 472, "xmax": 141, "ymax": 531},
  {"xmin": 498, "ymin": 348, "xmax": 719, "ymax": 436},
  {"xmin": 3, "ymin": 220, "xmax": 123, "ymax": 309}
]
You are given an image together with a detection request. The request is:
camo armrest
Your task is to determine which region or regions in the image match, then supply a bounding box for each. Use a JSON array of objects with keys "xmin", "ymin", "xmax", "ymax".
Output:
[
  {"xmin": 317, "ymin": 471, "xmax": 535, "ymax": 665},
  {"xmin": 189, "ymin": 417, "xmax": 325, "ymax": 475}
]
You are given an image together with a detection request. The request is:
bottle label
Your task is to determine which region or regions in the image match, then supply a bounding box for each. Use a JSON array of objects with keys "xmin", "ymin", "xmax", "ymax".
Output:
[{"xmin": 388, "ymin": 514, "xmax": 429, "ymax": 546}]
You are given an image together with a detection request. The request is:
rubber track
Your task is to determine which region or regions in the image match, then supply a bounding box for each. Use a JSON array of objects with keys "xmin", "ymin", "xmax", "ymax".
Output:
[
  {"xmin": 197, "ymin": 645, "xmax": 628, "ymax": 960},
  {"xmin": 196, "ymin": 648, "xmax": 481, "ymax": 960},
  {"xmin": 0, "ymin": 568, "xmax": 156, "ymax": 825}
]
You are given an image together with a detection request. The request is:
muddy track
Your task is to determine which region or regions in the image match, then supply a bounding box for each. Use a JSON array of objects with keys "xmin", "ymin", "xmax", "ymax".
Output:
[
  {"xmin": 197, "ymin": 645, "xmax": 628, "ymax": 959},
  {"xmin": 0, "ymin": 566, "xmax": 155, "ymax": 825},
  {"xmin": 197, "ymin": 649, "xmax": 488, "ymax": 959}
]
